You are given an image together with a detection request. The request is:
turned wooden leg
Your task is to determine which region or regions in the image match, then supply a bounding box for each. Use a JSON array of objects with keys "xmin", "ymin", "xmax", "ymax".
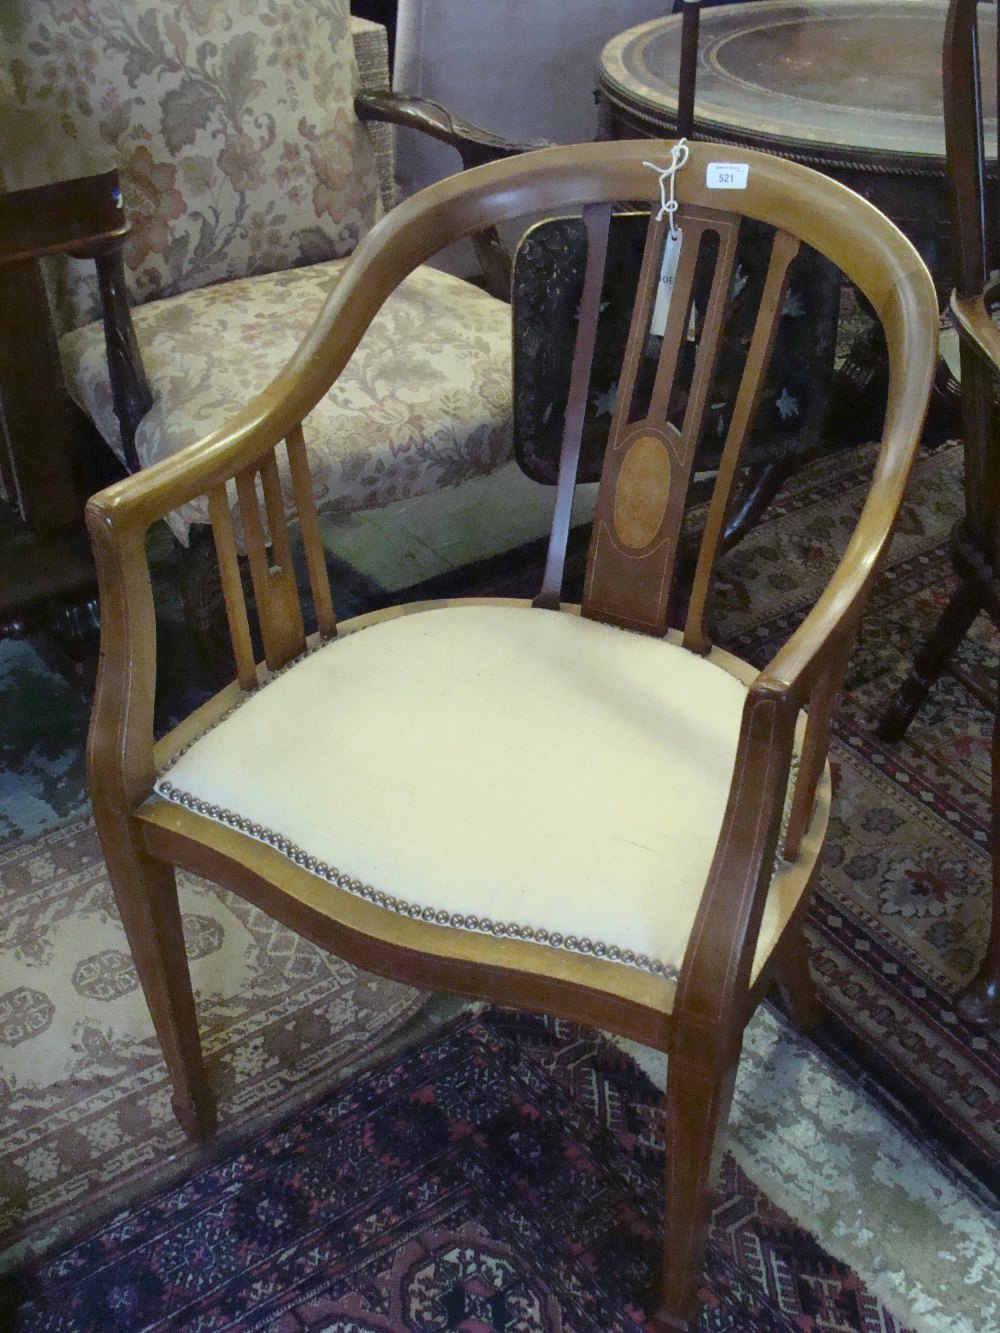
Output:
[
  {"xmin": 96, "ymin": 817, "xmax": 217, "ymax": 1140},
  {"xmin": 958, "ymin": 676, "xmax": 1000, "ymax": 1027},
  {"xmin": 773, "ymin": 920, "xmax": 823, "ymax": 1035},
  {"xmin": 653, "ymin": 1031, "xmax": 740, "ymax": 1332},
  {"xmin": 876, "ymin": 580, "xmax": 981, "ymax": 742}
]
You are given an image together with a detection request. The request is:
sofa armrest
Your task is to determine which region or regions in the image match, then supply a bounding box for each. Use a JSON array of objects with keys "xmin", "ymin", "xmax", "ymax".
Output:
[
  {"xmin": 0, "ymin": 171, "xmax": 127, "ymax": 264},
  {"xmin": 356, "ymin": 90, "xmax": 544, "ymax": 298},
  {"xmin": 356, "ymin": 90, "xmax": 544, "ymax": 170}
]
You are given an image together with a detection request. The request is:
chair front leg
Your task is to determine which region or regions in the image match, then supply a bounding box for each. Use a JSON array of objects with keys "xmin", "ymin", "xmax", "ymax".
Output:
[
  {"xmin": 654, "ymin": 1023, "xmax": 741, "ymax": 1332},
  {"xmin": 96, "ymin": 813, "xmax": 217, "ymax": 1141}
]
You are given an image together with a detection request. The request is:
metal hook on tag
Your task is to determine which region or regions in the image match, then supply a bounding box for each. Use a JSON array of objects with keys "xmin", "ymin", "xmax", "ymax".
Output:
[{"xmin": 643, "ymin": 139, "xmax": 690, "ymax": 236}]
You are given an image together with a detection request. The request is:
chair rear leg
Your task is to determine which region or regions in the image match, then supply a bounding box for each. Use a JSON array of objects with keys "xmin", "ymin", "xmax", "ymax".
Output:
[
  {"xmin": 876, "ymin": 579, "xmax": 981, "ymax": 742},
  {"xmin": 773, "ymin": 920, "xmax": 823, "ymax": 1035},
  {"xmin": 97, "ymin": 819, "xmax": 218, "ymax": 1140},
  {"xmin": 653, "ymin": 1031, "xmax": 740, "ymax": 1332}
]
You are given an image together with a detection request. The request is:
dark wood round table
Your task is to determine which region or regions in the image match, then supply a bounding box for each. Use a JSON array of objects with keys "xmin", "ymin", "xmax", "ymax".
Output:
[{"xmin": 598, "ymin": 0, "xmax": 998, "ymax": 289}]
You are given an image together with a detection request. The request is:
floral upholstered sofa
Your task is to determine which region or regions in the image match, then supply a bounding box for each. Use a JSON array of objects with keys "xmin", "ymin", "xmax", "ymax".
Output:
[{"xmin": 0, "ymin": 0, "xmax": 516, "ymax": 546}]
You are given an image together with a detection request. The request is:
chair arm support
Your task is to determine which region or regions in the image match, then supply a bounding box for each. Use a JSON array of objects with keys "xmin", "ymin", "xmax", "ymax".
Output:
[
  {"xmin": 671, "ymin": 680, "xmax": 800, "ymax": 1053},
  {"xmin": 355, "ymin": 90, "xmax": 544, "ymax": 170},
  {"xmin": 86, "ymin": 509, "xmax": 159, "ymax": 818},
  {"xmin": 93, "ymin": 247, "xmax": 153, "ymax": 474}
]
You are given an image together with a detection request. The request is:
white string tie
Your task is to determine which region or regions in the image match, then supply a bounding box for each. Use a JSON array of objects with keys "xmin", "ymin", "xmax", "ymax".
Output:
[{"xmin": 643, "ymin": 139, "xmax": 690, "ymax": 236}]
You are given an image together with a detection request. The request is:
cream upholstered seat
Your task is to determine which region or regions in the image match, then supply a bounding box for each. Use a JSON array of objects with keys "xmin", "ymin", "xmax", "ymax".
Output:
[
  {"xmin": 59, "ymin": 263, "xmax": 512, "ymax": 544},
  {"xmin": 86, "ymin": 143, "xmax": 938, "ymax": 1329},
  {"xmin": 155, "ymin": 601, "xmax": 820, "ymax": 1005}
]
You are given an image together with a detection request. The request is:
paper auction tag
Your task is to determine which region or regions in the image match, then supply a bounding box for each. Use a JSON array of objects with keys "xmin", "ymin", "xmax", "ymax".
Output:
[
  {"xmin": 706, "ymin": 162, "xmax": 749, "ymax": 190},
  {"xmin": 649, "ymin": 228, "xmax": 683, "ymax": 337}
]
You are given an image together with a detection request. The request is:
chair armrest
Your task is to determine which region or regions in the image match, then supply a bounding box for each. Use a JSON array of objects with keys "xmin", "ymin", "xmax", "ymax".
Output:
[
  {"xmin": 356, "ymin": 90, "xmax": 544, "ymax": 171},
  {"xmin": 676, "ymin": 262, "xmax": 938, "ymax": 1032}
]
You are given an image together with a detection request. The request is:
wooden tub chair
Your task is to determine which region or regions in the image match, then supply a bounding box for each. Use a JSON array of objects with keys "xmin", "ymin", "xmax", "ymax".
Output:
[
  {"xmin": 86, "ymin": 141, "xmax": 937, "ymax": 1329},
  {"xmin": 0, "ymin": 0, "xmax": 529, "ymax": 670}
]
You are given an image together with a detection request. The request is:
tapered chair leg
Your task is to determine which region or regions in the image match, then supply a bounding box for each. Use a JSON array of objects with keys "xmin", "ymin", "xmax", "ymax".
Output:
[
  {"xmin": 97, "ymin": 819, "xmax": 218, "ymax": 1140},
  {"xmin": 653, "ymin": 1032, "xmax": 741, "ymax": 1332},
  {"xmin": 774, "ymin": 920, "xmax": 823, "ymax": 1035},
  {"xmin": 876, "ymin": 580, "xmax": 981, "ymax": 742}
]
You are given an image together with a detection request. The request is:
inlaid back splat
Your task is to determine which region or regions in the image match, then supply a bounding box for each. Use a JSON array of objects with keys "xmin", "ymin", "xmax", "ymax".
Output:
[{"xmin": 582, "ymin": 205, "xmax": 739, "ymax": 634}]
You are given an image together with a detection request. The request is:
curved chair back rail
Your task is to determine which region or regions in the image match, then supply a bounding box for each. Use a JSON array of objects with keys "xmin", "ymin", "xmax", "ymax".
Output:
[{"xmin": 85, "ymin": 139, "xmax": 937, "ymax": 1332}]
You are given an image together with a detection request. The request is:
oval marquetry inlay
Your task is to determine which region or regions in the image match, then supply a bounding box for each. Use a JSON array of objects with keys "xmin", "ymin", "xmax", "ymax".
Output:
[{"xmin": 613, "ymin": 434, "xmax": 671, "ymax": 549}]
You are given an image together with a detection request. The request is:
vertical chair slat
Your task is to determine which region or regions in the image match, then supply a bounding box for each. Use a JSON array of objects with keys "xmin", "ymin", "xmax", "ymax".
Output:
[
  {"xmin": 207, "ymin": 485, "xmax": 258, "ymax": 692},
  {"xmin": 582, "ymin": 206, "xmax": 738, "ymax": 634},
  {"xmin": 286, "ymin": 424, "xmax": 338, "ymax": 640},
  {"xmin": 672, "ymin": 214, "xmax": 740, "ymax": 471},
  {"xmin": 535, "ymin": 202, "xmax": 613, "ymax": 610},
  {"xmin": 642, "ymin": 216, "xmax": 706, "ymax": 429},
  {"xmin": 235, "ymin": 459, "xmax": 306, "ymax": 671},
  {"xmin": 259, "ymin": 451, "xmax": 308, "ymax": 656},
  {"xmin": 684, "ymin": 228, "xmax": 802, "ymax": 655},
  {"xmin": 603, "ymin": 210, "xmax": 672, "ymax": 449}
]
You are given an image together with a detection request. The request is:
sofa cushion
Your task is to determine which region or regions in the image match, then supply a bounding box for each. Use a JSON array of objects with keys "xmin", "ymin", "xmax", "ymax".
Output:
[
  {"xmin": 59, "ymin": 259, "xmax": 514, "ymax": 542},
  {"xmin": 155, "ymin": 602, "xmax": 814, "ymax": 1005},
  {"xmin": 1, "ymin": 0, "xmax": 380, "ymax": 331}
]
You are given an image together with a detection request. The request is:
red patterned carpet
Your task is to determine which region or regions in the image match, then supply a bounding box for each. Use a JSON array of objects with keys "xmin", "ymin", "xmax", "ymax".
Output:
[
  {"xmin": 2, "ymin": 440, "xmax": 997, "ymax": 1331},
  {"xmin": 2, "ymin": 1010, "xmax": 915, "ymax": 1332}
]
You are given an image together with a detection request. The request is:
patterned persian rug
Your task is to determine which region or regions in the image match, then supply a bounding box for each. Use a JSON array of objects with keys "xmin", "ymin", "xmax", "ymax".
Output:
[
  {"xmin": 0, "ymin": 1009, "xmax": 927, "ymax": 1333},
  {"xmin": 0, "ymin": 819, "xmax": 431, "ymax": 1269},
  {"xmin": 4, "ymin": 440, "xmax": 1000, "ymax": 1329}
]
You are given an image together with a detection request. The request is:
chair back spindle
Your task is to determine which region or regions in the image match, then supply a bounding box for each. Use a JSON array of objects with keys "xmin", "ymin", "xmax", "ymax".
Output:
[
  {"xmin": 235, "ymin": 458, "xmax": 307, "ymax": 672},
  {"xmin": 286, "ymin": 425, "xmax": 339, "ymax": 642},
  {"xmin": 208, "ymin": 429, "xmax": 337, "ymax": 685},
  {"xmin": 684, "ymin": 228, "xmax": 801, "ymax": 654},
  {"xmin": 534, "ymin": 201, "xmax": 614, "ymax": 610}
]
